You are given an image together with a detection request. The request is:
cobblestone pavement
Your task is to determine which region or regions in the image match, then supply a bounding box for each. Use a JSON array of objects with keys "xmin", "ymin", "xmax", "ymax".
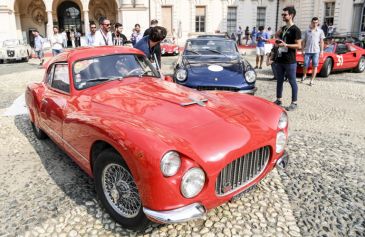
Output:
[{"xmin": 0, "ymin": 55, "xmax": 364, "ymax": 237}]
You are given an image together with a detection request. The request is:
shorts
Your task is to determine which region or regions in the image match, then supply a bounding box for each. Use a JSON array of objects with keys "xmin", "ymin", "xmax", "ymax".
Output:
[
  {"xmin": 256, "ymin": 47, "xmax": 265, "ymax": 56},
  {"xmin": 35, "ymin": 50, "xmax": 44, "ymax": 59},
  {"xmin": 304, "ymin": 53, "xmax": 319, "ymax": 68}
]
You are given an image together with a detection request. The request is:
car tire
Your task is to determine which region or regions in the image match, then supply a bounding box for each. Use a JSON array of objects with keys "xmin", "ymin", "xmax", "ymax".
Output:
[
  {"xmin": 31, "ymin": 121, "xmax": 47, "ymax": 140},
  {"xmin": 93, "ymin": 149, "xmax": 149, "ymax": 231},
  {"xmin": 319, "ymin": 58, "xmax": 332, "ymax": 77},
  {"xmin": 354, "ymin": 56, "xmax": 365, "ymax": 73}
]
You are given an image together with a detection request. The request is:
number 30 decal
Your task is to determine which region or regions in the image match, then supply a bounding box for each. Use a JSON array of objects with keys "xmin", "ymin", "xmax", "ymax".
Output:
[{"xmin": 336, "ymin": 55, "xmax": 344, "ymax": 66}]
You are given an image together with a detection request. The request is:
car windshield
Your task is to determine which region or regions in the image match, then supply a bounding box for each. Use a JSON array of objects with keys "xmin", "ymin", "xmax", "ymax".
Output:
[
  {"xmin": 3, "ymin": 40, "xmax": 20, "ymax": 47},
  {"xmin": 184, "ymin": 40, "xmax": 238, "ymax": 56},
  {"xmin": 73, "ymin": 54, "xmax": 159, "ymax": 90}
]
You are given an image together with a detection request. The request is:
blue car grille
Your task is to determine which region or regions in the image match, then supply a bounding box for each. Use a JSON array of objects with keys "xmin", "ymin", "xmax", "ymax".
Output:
[
  {"xmin": 215, "ymin": 146, "xmax": 271, "ymax": 196},
  {"xmin": 196, "ymin": 86, "xmax": 240, "ymax": 92}
]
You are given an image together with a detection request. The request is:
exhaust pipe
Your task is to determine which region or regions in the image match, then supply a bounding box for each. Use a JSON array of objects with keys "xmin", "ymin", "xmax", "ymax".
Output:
[{"xmin": 276, "ymin": 152, "xmax": 289, "ymax": 169}]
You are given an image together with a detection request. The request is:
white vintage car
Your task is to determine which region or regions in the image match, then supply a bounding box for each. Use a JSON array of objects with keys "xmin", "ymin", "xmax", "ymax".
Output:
[{"xmin": 0, "ymin": 39, "xmax": 32, "ymax": 63}]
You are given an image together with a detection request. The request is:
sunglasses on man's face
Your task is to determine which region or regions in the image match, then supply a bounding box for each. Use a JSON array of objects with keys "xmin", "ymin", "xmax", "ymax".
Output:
[{"xmin": 103, "ymin": 24, "xmax": 111, "ymax": 26}]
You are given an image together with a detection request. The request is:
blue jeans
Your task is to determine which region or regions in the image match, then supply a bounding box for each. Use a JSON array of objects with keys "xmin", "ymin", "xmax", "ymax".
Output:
[
  {"xmin": 275, "ymin": 63, "xmax": 298, "ymax": 102},
  {"xmin": 304, "ymin": 53, "xmax": 319, "ymax": 68},
  {"xmin": 52, "ymin": 49, "xmax": 63, "ymax": 56}
]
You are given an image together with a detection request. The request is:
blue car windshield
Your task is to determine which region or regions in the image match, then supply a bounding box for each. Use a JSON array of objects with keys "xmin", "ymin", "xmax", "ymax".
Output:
[{"xmin": 184, "ymin": 40, "xmax": 238, "ymax": 57}]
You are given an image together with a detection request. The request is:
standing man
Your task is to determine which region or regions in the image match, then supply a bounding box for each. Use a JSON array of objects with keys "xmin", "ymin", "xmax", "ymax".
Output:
[
  {"xmin": 327, "ymin": 22, "xmax": 334, "ymax": 37},
  {"xmin": 32, "ymin": 30, "xmax": 44, "ymax": 66},
  {"xmin": 86, "ymin": 23, "xmax": 97, "ymax": 46},
  {"xmin": 236, "ymin": 26, "xmax": 242, "ymax": 45},
  {"xmin": 112, "ymin": 23, "xmax": 128, "ymax": 46},
  {"xmin": 321, "ymin": 21, "xmax": 328, "ymax": 37},
  {"xmin": 251, "ymin": 27, "xmax": 257, "ymax": 46},
  {"xmin": 143, "ymin": 19, "xmax": 162, "ymax": 67},
  {"xmin": 50, "ymin": 26, "xmax": 64, "ymax": 56},
  {"xmin": 94, "ymin": 17, "xmax": 113, "ymax": 46},
  {"xmin": 274, "ymin": 6, "xmax": 302, "ymax": 111},
  {"xmin": 135, "ymin": 26, "xmax": 167, "ymax": 71},
  {"xmin": 61, "ymin": 29, "xmax": 68, "ymax": 48},
  {"xmin": 301, "ymin": 17, "xmax": 325, "ymax": 86},
  {"xmin": 255, "ymin": 26, "xmax": 269, "ymax": 69},
  {"xmin": 131, "ymin": 24, "xmax": 143, "ymax": 46}
]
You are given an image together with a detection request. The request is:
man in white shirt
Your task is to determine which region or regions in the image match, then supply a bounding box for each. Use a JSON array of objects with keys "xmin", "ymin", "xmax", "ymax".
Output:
[
  {"xmin": 61, "ymin": 29, "xmax": 68, "ymax": 48},
  {"xmin": 50, "ymin": 26, "xmax": 64, "ymax": 56},
  {"xmin": 94, "ymin": 17, "xmax": 113, "ymax": 46},
  {"xmin": 86, "ymin": 23, "xmax": 97, "ymax": 46}
]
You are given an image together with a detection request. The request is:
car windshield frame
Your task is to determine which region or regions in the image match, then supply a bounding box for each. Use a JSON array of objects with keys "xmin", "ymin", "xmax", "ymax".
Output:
[
  {"xmin": 72, "ymin": 53, "xmax": 160, "ymax": 90},
  {"xmin": 183, "ymin": 39, "xmax": 238, "ymax": 58}
]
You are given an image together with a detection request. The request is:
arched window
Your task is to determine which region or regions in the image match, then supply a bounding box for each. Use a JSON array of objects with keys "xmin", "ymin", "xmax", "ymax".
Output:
[{"xmin": 57, "ymin": 1, "xmax": 82, "ymax": 33}]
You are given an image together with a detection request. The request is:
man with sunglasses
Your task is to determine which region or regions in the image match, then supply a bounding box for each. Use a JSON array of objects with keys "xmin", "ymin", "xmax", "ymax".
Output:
[
  {"xmin": 301, "ymin": 17, "xmax": 325, "ymax": 86},
  {"xmin": 274, "ymin": 6, "xmax": 302, "ymax": 111},
  {"xmin": 86, "ymin": 23, "xmax": 97, "ymax": 46},
  {"xmin": 94, "ymin": 17, "xmax": 113, "ymax": 46}
]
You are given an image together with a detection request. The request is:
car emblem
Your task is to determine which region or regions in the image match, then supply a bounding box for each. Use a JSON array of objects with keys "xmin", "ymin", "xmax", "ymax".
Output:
[
  {"xmin": 180, "ymin": 97, "xmax": 208, "ymax": 107},
  {"xmin": 214, "ymin": 78, "xmax": 218, "ymax": 81}
]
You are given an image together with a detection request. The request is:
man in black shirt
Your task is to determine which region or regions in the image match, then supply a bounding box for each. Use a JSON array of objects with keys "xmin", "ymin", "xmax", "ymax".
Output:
[
  {"xmin": 274, "ymin": 6, "xmax": 302, "ymax": 111},
  {"xmin": 143, "ymin": 19, "xmax": 162, "ymax": 67},
  {"xmin": 112, "ymin": 23, "xmax": 128, "ymax": 46}
]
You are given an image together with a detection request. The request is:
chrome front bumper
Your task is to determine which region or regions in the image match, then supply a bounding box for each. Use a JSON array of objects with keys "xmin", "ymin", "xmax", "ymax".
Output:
[
  {"xmin": 143, "ymin": 203, "xmax": 206, "ymax": 224},
  {"xmin": 238, "ymin": 87, "xmax": 258, "ymax": 95},
  {"xmin": 276, "ymin": 151, "xmax": 289, "ymax": 169}
]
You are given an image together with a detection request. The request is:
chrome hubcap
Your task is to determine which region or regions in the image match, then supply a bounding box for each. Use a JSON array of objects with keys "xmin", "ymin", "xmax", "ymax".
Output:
[
  {"xmin": 359, "ymin": 58, "xmax": 365, "ymax": 71},
  {"xmin": 102, "ymin": 164, "xmax": 141, "ymax": 218}
]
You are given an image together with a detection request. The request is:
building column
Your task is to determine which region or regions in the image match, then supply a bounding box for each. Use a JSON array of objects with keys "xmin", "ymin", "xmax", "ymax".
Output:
[
  {"xmin": 46, "ymin": 10, "xmax": 53, "ymax": 38},
  {"xmin": 118, "ymin": 8, "xmax": 123, "ymax": 24},
  {"xmin": 84, "ymin": 10, "xmax": 90, "ymax": 34}
]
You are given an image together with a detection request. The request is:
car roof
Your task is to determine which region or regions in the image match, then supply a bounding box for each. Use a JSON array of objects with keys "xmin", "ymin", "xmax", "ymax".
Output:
[{"xmin": 48, "ymin": 46, "xmax": 145, "ymax": 65}]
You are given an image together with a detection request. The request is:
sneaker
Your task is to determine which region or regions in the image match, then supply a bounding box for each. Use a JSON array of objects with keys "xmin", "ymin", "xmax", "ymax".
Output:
[
  {"xmin": 309, "ymin": 80, "xmax": 314, "ymax": 86},
  {"xmin": 273, "ymin": 100, "xmax": 282, "ymax": 106},
  {"xmin": 285, "ymin": 103, "xmax": 297, "ymax": 111},
  {"xmin": 254, "ymin": 66, "xmax": 258, "ymax": 69},
  {"xmin": 301, "ymin": 76, "xmax": 306, "ymax": 83}
]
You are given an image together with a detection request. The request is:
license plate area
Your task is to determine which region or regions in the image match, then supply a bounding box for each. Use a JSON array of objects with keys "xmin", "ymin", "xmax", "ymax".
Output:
[{"xmin": 230, "ymin": 184, "xmax": 257, "ymax": 202}]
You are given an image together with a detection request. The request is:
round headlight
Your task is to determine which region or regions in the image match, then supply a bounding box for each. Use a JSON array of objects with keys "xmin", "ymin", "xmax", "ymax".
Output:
[
  {"xmin": 160, "ymin": 151, "xmax": 181, "ymax": 177},
  {"xmin": 176, "ymin": 69, "xmax": 187, "ymax": 82},
  {"xmin": 245, "ymin": 70, "xmax": 256, "ymax": 83},
  {"xmin": 181, "ymin": 168, "xmax": 205, "ymax": 198},
  {"xmin": 278, "ymin": 112, "xmax": 288, "ymax": 129},
  {"xmin": 276, "ymin": 131, "xmax": 287, "ymax": 153}
]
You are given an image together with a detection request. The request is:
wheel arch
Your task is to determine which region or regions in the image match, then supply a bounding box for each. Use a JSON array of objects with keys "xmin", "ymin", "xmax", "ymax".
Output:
[{"xmin": 90, "ymin": 140, "xmax": 119, "ymax": 175}]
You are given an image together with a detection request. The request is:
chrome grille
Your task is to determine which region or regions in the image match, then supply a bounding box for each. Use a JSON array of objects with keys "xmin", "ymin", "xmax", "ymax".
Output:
[
  {"xmin": 215, "ymin": 146, "xmax": 271, "ymax": 196},
  {"xmin": 196, "ymin": 86, "xmax": 239, "ymax": 92}
]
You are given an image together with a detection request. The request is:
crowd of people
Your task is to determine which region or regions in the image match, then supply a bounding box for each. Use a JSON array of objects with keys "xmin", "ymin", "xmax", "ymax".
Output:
[{"xmin": 31, "ymin": 18, "xmax": 167, "ymax": 69}]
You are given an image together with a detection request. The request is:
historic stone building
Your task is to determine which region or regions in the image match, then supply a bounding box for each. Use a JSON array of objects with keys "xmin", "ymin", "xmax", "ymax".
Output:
[{"xmin": 0, "ymin": 0, "xmax": 364, "ymax": 45}]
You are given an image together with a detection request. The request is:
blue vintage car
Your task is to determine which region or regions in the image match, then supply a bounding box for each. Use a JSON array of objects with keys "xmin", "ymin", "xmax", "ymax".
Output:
[{"xmin": 173, "ymin": 38, "xmax": 257, "ymax": 94}]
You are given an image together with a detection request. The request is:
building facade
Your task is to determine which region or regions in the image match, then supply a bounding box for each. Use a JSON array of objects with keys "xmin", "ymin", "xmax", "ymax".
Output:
[{"xmin": 0, "ymin": 0, "xmax": 364, "ymax": 45}]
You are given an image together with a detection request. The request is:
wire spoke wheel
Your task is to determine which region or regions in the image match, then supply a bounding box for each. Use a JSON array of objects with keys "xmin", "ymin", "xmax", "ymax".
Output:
[{"xmin": 102, "ymin": 163, "xmax": 141, "ymax": 218}]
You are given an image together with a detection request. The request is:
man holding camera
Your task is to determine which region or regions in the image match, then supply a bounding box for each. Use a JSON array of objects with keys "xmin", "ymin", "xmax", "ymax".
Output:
[{"xmin": 274, "ymin": 6, "xmax": 302, "ymax": 111}]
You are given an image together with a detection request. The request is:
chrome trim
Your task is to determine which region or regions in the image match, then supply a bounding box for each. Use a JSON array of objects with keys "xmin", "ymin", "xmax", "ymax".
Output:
[
  {"xmin": 180, "ymin": 97, "xmax": 208, "ymax": 107},
  {"xmin": 216, "ymin": 146, "xmax": 270, "ymax": 196},
  {"xmin": 276, "ymin": 151, "xmax": 289, "ymax": 169},
  {"xmin": 238, "ymin": 87, "xmax": 257, "ymax": 95},
  {"xmin": 143, "ymin": 203, "xmax": 206, "ymax": 224}
]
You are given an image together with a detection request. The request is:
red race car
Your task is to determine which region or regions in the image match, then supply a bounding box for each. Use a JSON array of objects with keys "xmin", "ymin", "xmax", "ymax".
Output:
[
  {"xmin": 296, "ymin": 42, "xmax": 365, "ymax": 77},
  {"xmin": 161, "ymin": 38, "xmax": 179, "ymax": 56},
  {"xmin": 26, "ymin": 46, "xmax": 289, "ymax": 230}
]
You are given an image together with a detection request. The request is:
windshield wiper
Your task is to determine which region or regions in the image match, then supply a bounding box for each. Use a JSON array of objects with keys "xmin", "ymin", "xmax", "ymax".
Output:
[
  {"xmin": 185, "ymin": 49, "xmax": 201, "ymax": 55},
  {"xmin": 204, "ymin": 49, "xmax": 223, "ymax": 54},
  {"xmin": 84, "ymin": 76, "xmax": 121, "ymax": 83}
]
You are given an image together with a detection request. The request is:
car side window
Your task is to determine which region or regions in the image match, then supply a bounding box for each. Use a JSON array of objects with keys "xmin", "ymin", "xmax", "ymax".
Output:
[
  {"xmin": 336, "ymin": 44, "xmax": 348, "ymax": 54},
  {"xmin": 45, "ymin": 64, "xmax": 55, "ymax": 86},
  {"xmin": 51, "ymin": 64, "xmax": 70, "ymax": 93}
]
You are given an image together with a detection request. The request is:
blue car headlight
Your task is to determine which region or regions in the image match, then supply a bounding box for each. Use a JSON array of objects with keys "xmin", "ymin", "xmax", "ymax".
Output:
[
  {"xmin": 176, "ymin": 69, "xmax": 187, "ymax": 82},
  {"xmin": 245, "ymin": 70, "xmax": 256, "ymax": 83}
]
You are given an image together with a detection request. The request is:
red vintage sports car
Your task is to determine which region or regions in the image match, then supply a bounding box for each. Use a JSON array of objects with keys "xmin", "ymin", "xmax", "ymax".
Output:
[
  {"xmin": 296, "ymin": 42, "xmax": 365, "ymax": 77},
  {"xmin": 161, "ymin": 38, "xmax": 179, "ymax": 56},
  {"xmin": 26, "ymin": 46, "xmax": 289, "ymax": 230}
]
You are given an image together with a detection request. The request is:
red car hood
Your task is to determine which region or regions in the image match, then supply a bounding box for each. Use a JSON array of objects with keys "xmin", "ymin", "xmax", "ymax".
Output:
[{"xmin": 89, "ymin": 78, "xmax": 244, "ymax": 129}]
